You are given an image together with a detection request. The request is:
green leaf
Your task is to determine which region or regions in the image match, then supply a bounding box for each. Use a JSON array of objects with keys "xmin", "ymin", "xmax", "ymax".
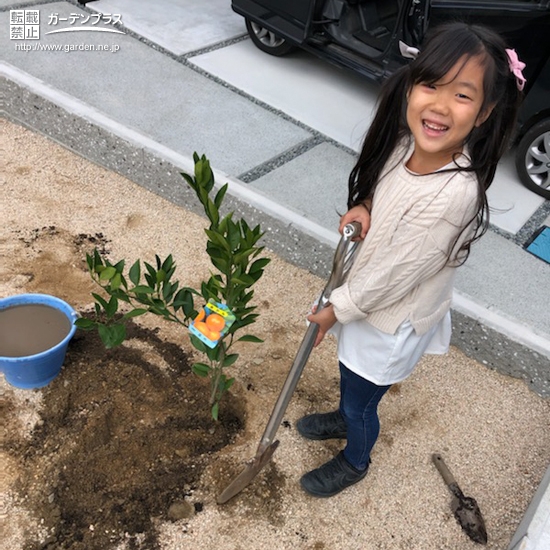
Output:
[
  {"xmin": 218, "ymin": 213, "xmax": 232, "ymax": 234},
  {"xmin": 236, "ymin": 334, "xmax": 264, "ymax": 343},
  {"xmin": 214, "ymin": 183, "xmax": 228, "ymax": 209},
  {"xmin": 132, "ymin": 285, "xmax": 154, "ymax": 295},
  {"xmin": 231, "ymin": 274, "xmax": 255, "ymax": 286},
  {"xmin": 205, "ymin": 229, "xmax": 230, "ymax": 251},
  {"xmin": 105, "ymin": 296, "xmax": 118, "ymax": 318},
  {"xmin": 129, "ymin": 260, "xmax": 141, "ymax": 285},
  {"xmin": 190, "ymin": 333, "xmax": 207, "ymax": 353},
  {"xmin": 110, "ymin": 272, "xmax": 122, "ymax": 291},
  {"xmin": 92, "ymin": 293, "xmax": 109, "ymax": 311},
  {"xmin": 233, "ymin": 248, "xmax": 255, "ymax": 265},
  {"xmin": 192, "ymin": 362, "xmax": 211, "ymax": 377},
  {"xmin": 113, "ymin": 259, "xmax": 125, "ymax": 273},
  {"xmin": 156, "ymin": 268, "xmax": 166, "ymax": 284},
  {"xmin": 205, "ymin": 344, "xmax": 220, "ymax": 362},
  {"xmin": 74, "ymin": 317, "xmax": 96, "ymax": 330},
  {"xmin": 222, "ymin": 353, "xmax": 239, "ymax": 367},
  {"xmin": 210, "ymin": 257, "xmax": 229, "ymax": 273},
  {"xmin": 99, "ymin": 266, "xmax": 117, "ymax": 281},
  {"xmin": 173, "ymin": 288, "xmax": 194, "ymax": 318},
  {"xmin": 93, "ymin": 249, "xmax": 103, "ymax": 270},
  {"xmin": 224, "ymin": 377, "xmax": 235, "ymax": 391},
  {"xmin": 227, "ymin": 220, "xmax": 241, "ymax": 250},
  {"xmin": 195, "ymin": 157, "xmax": 214, "ymax": 192},
  {"xmin": 206, "ymin": 199, "xmax": 219, "ymax": 227},
  {"xmin": 165, "ymin": 266, "xmax": 176, "ymax": 282},
  {"xmin": 122, "ymin": 308, "xmax": 148, "ymax": 320},
  {"xmin": 180, "ymin": 171, "xmax": 195, "ymax": 191},
  {"xmin": 98, "ymin": 323, "xmax": 126, "ymax": 348},
  {"xmin": 162, "ymin": 281, "xmax": 173, "ymax": 301},
  {"xmin": 145, "ymin": 262, "xmax": 156, "ymax": 279},
  {"xmin": 249, "ymin": 258, "xmax": 270, "ymax": 274},
  {"xmin": 161, "ymin": 254, "xmax": 174, "ymax": 273}
]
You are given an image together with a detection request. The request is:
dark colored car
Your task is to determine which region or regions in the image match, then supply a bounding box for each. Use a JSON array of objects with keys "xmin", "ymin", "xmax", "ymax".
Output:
[{"xmin": 231, "ymin": 0, "xmax": 550, "ymax": 198}]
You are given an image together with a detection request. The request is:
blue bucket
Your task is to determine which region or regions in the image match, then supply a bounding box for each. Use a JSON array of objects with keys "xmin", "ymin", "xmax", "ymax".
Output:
[{"xmin": 0, "ymin": 294, "xmax": 78, "ymax": 389}]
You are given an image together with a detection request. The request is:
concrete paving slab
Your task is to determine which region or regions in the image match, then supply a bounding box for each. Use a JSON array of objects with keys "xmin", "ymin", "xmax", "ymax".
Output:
[
  {"xmin": 87, "ymin": 0, "xmax": 245, "ymax": 55},
  {"xmin": 0, "ymin": 3, "xmax": 311, "ymax": 175},
  {"xmin": 190, "ymin": 39, "xmax": 377, "ymax": 151},
  {"xmin": 249, "ymin": 142, "xmax": 354, "ymax": 228}
]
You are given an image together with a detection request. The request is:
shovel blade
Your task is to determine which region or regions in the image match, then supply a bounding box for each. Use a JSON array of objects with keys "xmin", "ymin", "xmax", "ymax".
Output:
[
  {"xmin": 217, "ymin": 441, "xmax": 280, "ymax": 504},
  {"xmin": 452, "ymin": 494, "xmax": 488, "ymax": 545}
]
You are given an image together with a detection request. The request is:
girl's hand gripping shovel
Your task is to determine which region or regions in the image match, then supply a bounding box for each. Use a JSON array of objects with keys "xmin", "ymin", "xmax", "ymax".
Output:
[{"xmin": 218, "ymin": 222, "xmax": 362, "ymax": 504}]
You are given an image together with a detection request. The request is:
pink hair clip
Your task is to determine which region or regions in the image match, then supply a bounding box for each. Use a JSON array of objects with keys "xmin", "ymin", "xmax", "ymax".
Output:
[{"xmin": 506, "ymin": 49, "xmax": 526, "ymax": 91}]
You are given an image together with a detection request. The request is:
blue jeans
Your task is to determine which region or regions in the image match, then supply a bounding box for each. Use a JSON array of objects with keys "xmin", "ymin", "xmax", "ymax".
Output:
[{"xmin": 339, "ymin": 362, "xmax": 392, "ymax": 471}]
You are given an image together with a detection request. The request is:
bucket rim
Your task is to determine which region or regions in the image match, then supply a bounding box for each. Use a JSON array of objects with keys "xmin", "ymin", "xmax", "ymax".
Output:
[{"xmin": 0, "ymin": 293, "xmax": 79, "ymax": 361}]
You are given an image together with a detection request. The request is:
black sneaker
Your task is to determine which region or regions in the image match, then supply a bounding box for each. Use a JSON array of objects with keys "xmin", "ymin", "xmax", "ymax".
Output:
[
  {"xmin": 300, "ymin": 451, "xmax": 368, "ymax": 497},
  {"xmin": 296, "ymin": 410, "xmax": 347, "ymax": 440}
]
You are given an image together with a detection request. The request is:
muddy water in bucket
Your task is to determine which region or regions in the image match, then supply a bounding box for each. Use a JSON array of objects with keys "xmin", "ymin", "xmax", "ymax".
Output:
[
  {"xmin": 0, "ymin": 294, "xmax": 77, "ymax": 389},
  {"xmin": 0, "ymin": 304, "xmax": 72, "ymax": 357}
]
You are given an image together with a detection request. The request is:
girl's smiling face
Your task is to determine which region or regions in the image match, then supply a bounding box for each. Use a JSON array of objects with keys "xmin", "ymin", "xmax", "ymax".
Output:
[{"xmin": 406, "ymin": 55, "xmax": 492, "ymax": 174}]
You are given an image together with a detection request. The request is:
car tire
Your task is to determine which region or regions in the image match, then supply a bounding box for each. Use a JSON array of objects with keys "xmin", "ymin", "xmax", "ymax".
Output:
[
  {"xmin": 245, "ymin": 18, "xmax": 295, "ymax": 56},
  {"xmin": 515, "ymin": 119, "xmax": 550, "ymax": 200}
]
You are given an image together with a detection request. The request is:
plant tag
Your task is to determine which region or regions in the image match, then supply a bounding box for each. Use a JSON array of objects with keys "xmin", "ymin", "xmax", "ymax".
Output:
[{"xmin": 189, "ymin": 300, "xmax": 236, "ymax": 348}]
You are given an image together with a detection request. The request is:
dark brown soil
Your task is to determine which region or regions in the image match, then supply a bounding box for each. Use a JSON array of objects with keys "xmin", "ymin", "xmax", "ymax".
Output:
[{"xmin": 5, "ymin": 320, "xmax": 245, "ymax": 550}]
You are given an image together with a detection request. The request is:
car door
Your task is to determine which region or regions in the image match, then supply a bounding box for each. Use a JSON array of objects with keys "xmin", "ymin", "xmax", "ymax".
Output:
[{"xmin": 404, "ymin": 0, "xmax": 430, "ymax": 46}]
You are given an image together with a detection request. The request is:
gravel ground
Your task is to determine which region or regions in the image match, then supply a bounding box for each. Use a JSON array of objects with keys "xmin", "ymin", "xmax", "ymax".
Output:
[{"xmin": 1, "ymin": 118, "xmax": 549, "ymax": 549}]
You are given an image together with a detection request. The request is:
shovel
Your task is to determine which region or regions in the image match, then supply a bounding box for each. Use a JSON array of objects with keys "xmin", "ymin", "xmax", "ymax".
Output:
[
  {"xmin": 217, "ymin": 222, "xmax": 362, "ymax": 504},
  {"xmin": 432, "ymin": 453, "xmax": 488, "ymax": 545}
]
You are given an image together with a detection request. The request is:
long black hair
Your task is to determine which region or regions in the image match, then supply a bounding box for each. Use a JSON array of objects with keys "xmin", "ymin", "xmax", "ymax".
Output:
[{"xmin": 348, "ymin": 22, "xmax": 522, "ymax": 262}]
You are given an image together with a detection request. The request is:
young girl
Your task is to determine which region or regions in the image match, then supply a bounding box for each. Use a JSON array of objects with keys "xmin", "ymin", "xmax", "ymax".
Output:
[{"xmin": 297, "ymin": 22, "xmax": 524, "ymax": 497}]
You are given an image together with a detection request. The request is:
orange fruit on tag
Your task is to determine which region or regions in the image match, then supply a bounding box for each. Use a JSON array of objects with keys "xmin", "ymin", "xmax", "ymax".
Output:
[
  {"xmin": 206, "ymin": 313, "xmax": 225, "ymax": 332},
  {"xmin": 209, "ymin": 330, "xmax": 221, "ymax": 341},
  {"xmin": 194, "ymin": 321, "xmax": 212, "ymax": 340},
  {"xmin": 194, "ymin": 309, "xmax": 205, "ymax": 324}
]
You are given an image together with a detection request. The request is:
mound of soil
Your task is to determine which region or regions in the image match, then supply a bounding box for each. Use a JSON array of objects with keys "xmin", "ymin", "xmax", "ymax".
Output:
[{"xmin": 5, "ymin": 321, "xmax": 245, "ymax": 550}]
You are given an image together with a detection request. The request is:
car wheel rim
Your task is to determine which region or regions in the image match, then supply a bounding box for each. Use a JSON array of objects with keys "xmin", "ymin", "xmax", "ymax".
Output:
[
  {"xmin": 525, "ymin": 130, "xmax": 550, "ymax": 191},
  {"xmin": 250, "ymin": 22, "xmax": 286, "ymax": 48}
]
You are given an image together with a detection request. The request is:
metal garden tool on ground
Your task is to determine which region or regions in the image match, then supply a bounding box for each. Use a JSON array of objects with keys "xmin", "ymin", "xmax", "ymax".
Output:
[
  {"xmin": 218, "ymin": 222, "xmax": 362, "ymax": 504},
  {"xmin": 432, "ymin": 453, "xmax": 488, "ymax": 545}
]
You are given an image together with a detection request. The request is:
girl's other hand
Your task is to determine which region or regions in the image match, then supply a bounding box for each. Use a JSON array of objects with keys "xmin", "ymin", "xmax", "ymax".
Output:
[
  {"xmin": 339, "ymin": 203, "xmax": 371, "ymax": 239},
  {"xmin": 307, "ymin": 304, "xmax": 337, "ymax": 347}
]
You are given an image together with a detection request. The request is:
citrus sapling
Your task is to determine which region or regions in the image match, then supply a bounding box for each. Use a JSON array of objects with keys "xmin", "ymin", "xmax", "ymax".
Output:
[{"xmin": 76, "ymin": 153, "xmax": 270, "ymax": 420}]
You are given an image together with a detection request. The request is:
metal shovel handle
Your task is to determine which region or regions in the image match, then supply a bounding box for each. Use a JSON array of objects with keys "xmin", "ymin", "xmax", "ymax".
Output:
[
  {"xmin": 217, "ymin": 223, "xmax": 361, "ymax": 503},
  {"xmin": 256, "ymin": 222, "xmax": 361, "ymax": 454}
]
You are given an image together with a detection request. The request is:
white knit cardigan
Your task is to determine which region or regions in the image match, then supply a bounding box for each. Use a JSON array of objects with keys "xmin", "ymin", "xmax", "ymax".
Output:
[{"xmin": 330, "ymin": 142, "xmax": 479, "ymax": 335}]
